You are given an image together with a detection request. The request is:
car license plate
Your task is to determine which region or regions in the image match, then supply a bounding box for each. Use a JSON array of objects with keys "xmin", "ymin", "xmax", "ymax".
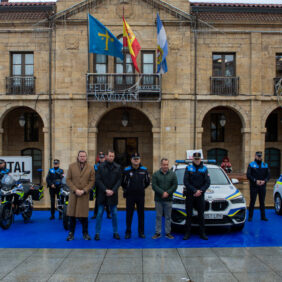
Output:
[{"xmin": 204, "ymin": 214, "xmax": 223, "ymax": 219}]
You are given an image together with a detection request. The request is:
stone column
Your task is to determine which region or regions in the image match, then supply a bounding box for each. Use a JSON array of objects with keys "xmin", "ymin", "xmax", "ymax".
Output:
[
  {"xmin": 152, "ymin": 127, "xmax": 161, "ymax": 172},
  {"xmin": 241, "ymin": 127, "xmax": 251, "ymax": 172},
  {"xmin": 196, "ymin": 127, "xmax": 204, "ymax": 151},
  {"xmin": 0, "ymin": 128, "xmax": 4, "ymax": 156},
  {"xmin": 42, "ymin": 127, "xmax": 50, "ymax": 208},
  {"xmin": 88, "ymin": 127, "xmax": 98, "ymax": 165}
]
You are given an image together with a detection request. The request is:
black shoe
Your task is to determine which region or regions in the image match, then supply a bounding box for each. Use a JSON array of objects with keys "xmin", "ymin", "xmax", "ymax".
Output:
[
  {"xmin": 91, "ymin": 214, "xmax": 97, "ymax": 219},
  {"xmin": 183, "ymin": 233, "xmax": 190, "ymax": 240},
  {"xmin": 200, "ymin": 233, "xmax": 208, "ymax": 240},
  {"xmin": 107, "ymin": 214, "xmax": 112, "ymax": 219},
  {"xmin": 139, "ymin": 233, "xmax": 145, "ymax": 239},
  {"xmin": 125, "ymin": 233, "xmax": 131, "ymax": 239},
  {"xmin": 83, "ymin": 233, "xmax": 91, "ymax": 240},
  {"xmin": 113, "ymin": 233, "xmax": 120, "ymax": 240},
  {"xmin": 59, "ymin": 214, "xmax": 62, "ymax": 220},
  {"xmin": 94, "ymin": 234, "xmax": 100, "ymax": 241},
  {"xmin": 261, "ymin": 217, "xmax": 268, "ymax": 221},
  {"xmin": 66, "ymin": 232, "xmax": 74, "ymax": 241},
  {"xmin": 49, "ymin": 215, "xmax": 55, "ymax": 220},
  {"xmin": 248, "ymin": 217, "xmax": 252, "ymax": 222}
]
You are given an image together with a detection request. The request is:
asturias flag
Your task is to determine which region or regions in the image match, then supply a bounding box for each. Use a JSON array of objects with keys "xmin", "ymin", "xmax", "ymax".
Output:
[
  {"xmin": 157, "ymin": 13, "xmax": 168, "ymax": 74},
  {"xmin": 123, "ymin": 17, "xmax": 141, "ymax": 73},
  {"xmin": 88, "ymin": 14, "xmax": 123, "ymax": 60}
]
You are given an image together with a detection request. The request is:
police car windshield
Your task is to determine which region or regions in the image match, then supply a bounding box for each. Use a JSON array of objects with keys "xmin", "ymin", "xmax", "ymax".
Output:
[{"xmin": 175, "ymin": 167, "xmax": 230, "ymax": 185}]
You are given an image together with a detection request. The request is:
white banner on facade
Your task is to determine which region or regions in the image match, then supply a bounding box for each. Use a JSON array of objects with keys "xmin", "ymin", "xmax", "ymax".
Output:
[
  {"xmin": 186, "ymin": 149, "xmax": 204, "ymax": 160},
  {"xmin": 0, "ymin": 156, "xmax": 32, "ymax": 181}
]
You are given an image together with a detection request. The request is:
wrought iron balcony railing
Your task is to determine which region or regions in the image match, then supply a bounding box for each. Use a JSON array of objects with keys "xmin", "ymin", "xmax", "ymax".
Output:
[
  {"xmin": 86, "ymin": 73, "xmax": 161, "ymax": 102},
  {"xmin": 6, "ymin": 76, "xmax": 36, "ymax": 95},
  {"xmin": 210, "ymin": 76, "xmax": 239, "ymax": 96},
  {"xmin": 274, "ymin": 77, "xmax": 282, "ymax": 96}
]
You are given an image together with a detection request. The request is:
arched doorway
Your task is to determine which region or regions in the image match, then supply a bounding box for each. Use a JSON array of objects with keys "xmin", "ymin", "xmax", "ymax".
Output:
[
  {"xmin": 97, "ymin": 107, "xmax": 153, "ymax": 173},
  {"xmin": 2, "ymin": 107, "xmax": 44, "ymax": 183},
  {"xmin": 202, "ymin": 106, "xmax": 243, "ymax": 172},
  {"xmin": 265, "ymin": 108, "xmax": 282, "ymax": 179}
]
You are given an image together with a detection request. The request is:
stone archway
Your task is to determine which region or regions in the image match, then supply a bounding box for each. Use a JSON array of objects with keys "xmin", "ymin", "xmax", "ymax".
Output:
[
  {"xmin": 264, "ymin": 107, "xmax": 282, "ymax": 178},
  {"xmin": 96, "ymin": 107, "xmax": 154, "ymax": 208},
  {"xmin": 1, "ymin": 106, "xmax": 45, "ymax": 183},
  {"xmin": 202, "ymin": 106, "xmax": 243, "ymax": 172}
]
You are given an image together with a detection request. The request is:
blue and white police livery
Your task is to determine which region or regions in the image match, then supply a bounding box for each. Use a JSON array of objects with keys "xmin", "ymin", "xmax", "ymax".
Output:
[
  {"xmin": 273, "ymin": 174, "xmax": 282, "ymax": 215},
  {"xmin": 171, "ymin": 161, "xmax": 247, "ymax": 231}
]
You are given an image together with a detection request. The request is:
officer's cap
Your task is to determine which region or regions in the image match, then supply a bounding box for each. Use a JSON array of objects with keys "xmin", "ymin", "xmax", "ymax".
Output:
[
  {"xmin": 193, "ymin": 152, "xmax": 202, "ymax": 159},
  {"xmin": 53, "ymin": 159, "xmax": 60, "ymax": 164},
  {"xmin": 256, "ymin": 151, "xmax": 263, "ymax": 157},
  {"xmin": 131, "ymin": 152, "xmax": 140, "ymax": 159},
  {"xmin": 0, "ymin": 159, "xmax": 5, "ymax": 164}
]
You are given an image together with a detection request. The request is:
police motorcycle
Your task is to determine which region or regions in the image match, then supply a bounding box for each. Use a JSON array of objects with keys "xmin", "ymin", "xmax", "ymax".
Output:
[
  {"xmin": 56, "ymin": 176, "xmax": 70, "ymax": 230},
  {"xmin": 0, "ymin": 171, "xmax": 44, "ymax": 230}
]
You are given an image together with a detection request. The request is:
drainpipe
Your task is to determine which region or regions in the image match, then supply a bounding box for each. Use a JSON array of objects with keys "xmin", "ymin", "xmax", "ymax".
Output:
[
  {"xmin": 48, "ymin": 19, "xmax": 53, "ymax": 167},
  {"xmin": 193, "ymin": 15, "xmax": 198, "ymax": 150}
]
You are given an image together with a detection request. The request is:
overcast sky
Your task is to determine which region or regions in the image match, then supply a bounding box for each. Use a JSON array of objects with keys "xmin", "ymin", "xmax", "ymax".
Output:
[{"xmin": 7, "ymin": 0, "xmax": 282, "ymax": 3}]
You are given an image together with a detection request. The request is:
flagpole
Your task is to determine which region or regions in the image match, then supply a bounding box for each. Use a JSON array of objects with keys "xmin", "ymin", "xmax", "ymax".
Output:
[{"xmin": 87, "ymin": 13, "xmax": 90, "ymax": 73}]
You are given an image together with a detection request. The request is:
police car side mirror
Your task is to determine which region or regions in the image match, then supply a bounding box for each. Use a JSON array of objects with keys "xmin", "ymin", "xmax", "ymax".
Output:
[{"xmin": 231, "ymin": 178, "xmax": 239, "ymax": 184}]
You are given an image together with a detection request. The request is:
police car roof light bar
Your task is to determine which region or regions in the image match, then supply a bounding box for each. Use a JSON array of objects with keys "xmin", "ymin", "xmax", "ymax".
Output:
[{"xmin": 175, "ymin": 159, "xmax": 216, "ymax": 164}]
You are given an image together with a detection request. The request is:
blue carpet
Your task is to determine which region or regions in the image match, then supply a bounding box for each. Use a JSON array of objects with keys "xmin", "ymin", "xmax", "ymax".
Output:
[{"xmin": 0, "ymin": 209, "xmax": 281, "ymax": 249}]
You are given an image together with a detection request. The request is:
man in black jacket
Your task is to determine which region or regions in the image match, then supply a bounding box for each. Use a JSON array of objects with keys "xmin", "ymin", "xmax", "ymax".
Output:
[
  {"xmin": 122, "ymin": 153, "xmax": 150, "ymax": 239},
  {"xmin": 183, "ymin": 152, "xmax": 210, "ymax": 240},
  {"xmin": 46, "ymin": 159, "xmax": 64, "ymax": 220},
  {"xmin": 94, "ymin": 150, "xmax": 122, "ymax": 240},
  {"xmin": 247, "ymin": 151, "xmax": 270, "ymax": 222}
]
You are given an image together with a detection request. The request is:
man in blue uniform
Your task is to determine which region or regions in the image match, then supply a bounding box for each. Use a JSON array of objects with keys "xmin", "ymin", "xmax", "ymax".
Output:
[
  {"xmin": 91, "ymin": 152, "xmax": 111, "ymax": 219},
  {"xmin": 183, "ymin": 152, "xmax": 210, "ymax": 240},
  {"xmin": 247, "ymin": 151, "xmax": 270, "ymax": 221},
  {"xmin": 0, "ymin": 159, "xmax": 9, "ymax": 181},
  {"xmin": 122, "ymin": 153, "xmax": 150, "ymax": 239},
  {"xmin": 46, "ymin": 159, "xmax": 64, "ymax": 220}
]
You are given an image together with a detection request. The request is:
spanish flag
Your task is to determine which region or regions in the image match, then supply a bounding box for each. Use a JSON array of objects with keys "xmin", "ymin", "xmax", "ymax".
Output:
[{"xmin": 123, "ymin": 17, "xmax": 141, "ymax": 73}]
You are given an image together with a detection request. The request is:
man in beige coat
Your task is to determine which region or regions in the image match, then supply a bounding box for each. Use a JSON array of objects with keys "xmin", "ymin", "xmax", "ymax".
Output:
[{"xmin": 66, "ymin": 150, "xmax": 95, "ymax": 241}]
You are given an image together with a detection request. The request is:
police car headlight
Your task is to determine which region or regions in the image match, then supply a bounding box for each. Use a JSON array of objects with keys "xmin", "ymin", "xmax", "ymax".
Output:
[{"xmin": 230, "ymin": 196, "xmax": 245, "ymax": 204}]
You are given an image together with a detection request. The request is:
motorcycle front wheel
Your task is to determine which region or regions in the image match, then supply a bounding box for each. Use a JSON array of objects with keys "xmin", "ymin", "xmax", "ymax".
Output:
[
  {"xmin": 0, "ymin": 203, "xmax": 13, "ymax": 230},
  {"xmin": 63, "ymin": 204, "xmax": 70, "ymax": 230}
]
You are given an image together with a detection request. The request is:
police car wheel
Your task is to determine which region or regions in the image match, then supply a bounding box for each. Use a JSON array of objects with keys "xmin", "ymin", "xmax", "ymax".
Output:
[{"xmin": 274, "ymin": 194, "xmax": 282, "ymax": 215}]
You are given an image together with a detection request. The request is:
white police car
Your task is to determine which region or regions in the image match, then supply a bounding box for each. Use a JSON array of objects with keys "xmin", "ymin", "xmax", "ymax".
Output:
[
  {"xmin": 171, "ymin": 160, "xmax": 247, "ymax": 231},
  {"xmin": 273, "ymin": 174, "xmax": 282, "ymax": 215}
]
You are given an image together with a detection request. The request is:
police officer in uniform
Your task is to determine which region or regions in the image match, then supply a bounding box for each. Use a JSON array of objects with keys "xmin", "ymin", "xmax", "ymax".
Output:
[
  {"xmin": 46, "ymin": 159, "xmax": 64, "ymax": 220},
  {"xmin": 122, "ymin": 153, "xmax": 150, "ymax": 239},
  {"xmin": 91, "ymin": 152, "xmax": 111, "ymax": 219},
  {"xmin": 0, "ymin": 159, "xmax": 9, "ymax": 182},
  {"xmin": 183, "ymin": 152, "xmax": 210, "ymax": 240},
  {"xmin": 247, "ymin": 151, "xmax": 270, "ymax": 221}
]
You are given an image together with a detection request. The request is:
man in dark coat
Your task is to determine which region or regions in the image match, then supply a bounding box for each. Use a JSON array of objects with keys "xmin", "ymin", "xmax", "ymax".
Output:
[
  {"xmin": 91, "ymin": 152, "xmax": 111, "ymax": 219},
  {"xmin": 121, "ymin": 153, "xmax": 150, "ymax": 239},
  {"xmin": 183, "ymin": 152, "xmax": 210, "ymax": 240},
  {"xmin": 46, "ymin": 159, "xmax": 64, "ymax": 220},
  {"xmin": 66, "ymin": 151, "xmax": 95, "ymax": 241},
  {"xmin": 247, "ymin": 151, "xmax": 270, "ymax": 221},
  {"xmin": 94, "ymin": 150, "xmax": 122, "ymax": 240}
]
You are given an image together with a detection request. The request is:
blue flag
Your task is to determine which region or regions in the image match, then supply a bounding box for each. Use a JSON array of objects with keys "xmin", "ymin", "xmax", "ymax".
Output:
[
  {"xmin": 157, "ymin": 13, "xmax": 168, "ymax": 74},
  {"xmin": 88, "ymin": 14, "xmax": 124, "ymax": 60}
]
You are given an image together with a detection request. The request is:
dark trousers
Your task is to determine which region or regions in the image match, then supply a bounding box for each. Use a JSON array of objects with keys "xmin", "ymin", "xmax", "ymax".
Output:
[
  {"xmin": 126, "ymin": 196, "xmax": 145, "ymax": 234},
  {"xmin": 49, "ymin": 187, "xmax": 60, "ymax": 216},
  {"xmin": 69, "ymin": 217, "xmax": 88, "ymax": 234},
  {"xmin": 94, "ymin": 197, "xmax": 110, "ymax": 216},
  {"xmin": 249, "ymin": 185, "xmax": 266, "ymax": 218},
  {"xmin": 185, "ymin": 193, "xmax": 205, "ymax": 234}
]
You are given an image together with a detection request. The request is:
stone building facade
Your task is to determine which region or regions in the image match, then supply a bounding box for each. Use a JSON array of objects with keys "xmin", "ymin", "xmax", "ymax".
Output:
[{"xmin": 0, "ymin": 0, "xmax": 281, "ymax": 208}]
